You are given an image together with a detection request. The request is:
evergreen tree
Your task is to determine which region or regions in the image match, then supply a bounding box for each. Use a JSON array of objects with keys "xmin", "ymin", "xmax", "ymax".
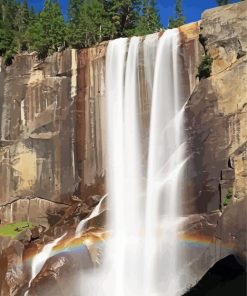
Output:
[
  {"xmin": 134, "ymin": 0, "xmax": 162, "ymax": 35},
  {"xmin": 0, "ymin": 0, "xmax": 18, "ymax": 64},
  {"xmin": 67, "ymin": 0, "xmax": 113, "ymax": 48},
  {"xmin": 14, "ymin": 0, "xmax": 32, "ymax": 52},
  {"xmin": 68, "ymin": 0, "xmax": 82, "ymax": 25},
  {"xmin": 216, "ymin": 0, "xmax": 229, "ymax": 4},
  {"xmin": 168, "ymin": 0, "xmax": 185, "ymax": 29},
  {"xmin": 27, "ymin": 0, "xmax": 66, "ymax": 59},
  {"xmin": 107, "ymin": 0, "xmax": 142, "ymax": 37},
  {"xmin": 216, "ymin": 0, "xmax": 245, "ymax": 5},
  {"xmin": 0, "ymin": 0, "xmax": 165, "ymax": 64}
]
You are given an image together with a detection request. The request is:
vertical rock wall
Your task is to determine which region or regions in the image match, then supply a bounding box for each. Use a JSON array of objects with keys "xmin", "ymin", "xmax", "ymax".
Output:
[
  {"xmin": 0, "ymin": 50, "xmax": 76, "ymax": 225},
  {"xmin": 75, "ymin": 44, "xmax": 107, "ymax": 202},
  {"xmin": 0, "ymin": 2, "xmax": 246, "ymax": 231},
  {"xmin": 184, "ymin": 1, "xmax": 247, "ymax": 214}
]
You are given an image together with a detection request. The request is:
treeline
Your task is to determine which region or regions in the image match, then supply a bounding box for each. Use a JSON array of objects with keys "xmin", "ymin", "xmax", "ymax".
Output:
[
  {"xmin": 1, "ymin": 0, "xmax": 243, "ymax": 65},
  {"xmin": 217, "ymin": 0, "xmax": 245, "ymax": 5},
  {"xmin": 0, "ymin": 0, "xmax": 163, "ymax": 65}
]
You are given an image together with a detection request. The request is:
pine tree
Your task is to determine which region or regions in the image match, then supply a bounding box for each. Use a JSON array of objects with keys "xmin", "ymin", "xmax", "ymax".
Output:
[
  {"xmin": 67, "ymin": 0, "xmax": 113, "ymax": 48},
  {"xmin": 0, "ymin": 0, "xmax": 18, "ymax": 64},
  {"xmin": 14, "ymin": 0, "xmax": 32, "ymax": 52},
  {"xmin": 168, "ymin": 0, "xmax": 185, "ymax": 29},
  {"xmin": 27, "ymin": 0, "xmax": 66, "ymax": 59},
  {"xmin": 134, "ymin": 0, "xmax": 162, "ymax": 35},
  {"xmin": 68, "ymin": 0, "xmax": 82, "ymax": 25},
  {"xmin": 216, "ymin": 0, "xmax": 229, "ymax": 5},
  {"xmin": 216, "ymin": 0, "xmax": 245, "ymax": 5},
  {"xmin": 107, "ymin": 0, "xmax": 142, "ymax": 37}
]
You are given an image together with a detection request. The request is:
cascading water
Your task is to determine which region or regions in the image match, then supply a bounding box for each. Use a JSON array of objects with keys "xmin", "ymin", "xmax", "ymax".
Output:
[
  {"xmin": 31, "ymin": 28, "xmax": 187, "ymax": 296},
  {"xmin": 143, "ymin": 29, "xmax": 186, "ymax": 296},
  {"xmin": 105, "ymin": 36, "xmax": 144, "ymax": 296},
  {"xmin": 76, "ymin": 195, "xmax": 106, "ymax": 237},
  {"xmin": 24, "ymin": 233, "xmax": 67, "ymax": 296},
  {"xmin": 104, "ymin": 28, "xmax": 187, "ymax": 296},
  {"xmin": 25, "ymin": 29, "xmax": 188, "ymax": 296}
]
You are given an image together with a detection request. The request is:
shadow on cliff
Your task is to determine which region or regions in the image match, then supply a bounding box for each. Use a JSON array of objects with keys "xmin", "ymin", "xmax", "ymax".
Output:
[{"xmin": 183, "ymin": 255, "xmax": 247, "ymax": 296}]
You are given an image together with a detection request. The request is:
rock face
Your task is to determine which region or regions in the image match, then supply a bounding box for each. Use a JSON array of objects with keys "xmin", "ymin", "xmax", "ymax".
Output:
[
  {"xmin": 184, "ymin": 0, "xmax": 247, "ymax": 251},
  {"xmin": 180, "ymin": 2, "xmax": 247, "ymax": 289},
  {"xmin": 0, "ymin": 46, "xmax": 107, "ymax": 225},
  {"xmin": 0, "ymin": 49, "xmax": 76, "ymax": 225},
  {"xmin": 75, "ymin": 45, "xmax": 107, "ymax": 201},
  {"xmin": 0, "ymin": 2, "xmax": 246, "ymax": 296},
  {"xmin": 184, "ymin": 255, "xmax": 246, "ymax": 296},
  {"xmin": 184, "ymin": 1, "xmax": 247, "ymax": 215},
  {"xmin": 27, "ymin": 247, "xmax": 93, "ymax": 296}
]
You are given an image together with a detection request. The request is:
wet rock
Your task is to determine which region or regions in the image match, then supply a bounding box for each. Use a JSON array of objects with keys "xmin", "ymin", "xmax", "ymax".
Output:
[
  {"xmin": 216, "ymin": 196, "xmax": 247, "ymax": 265},
  {"xmin": 28, "ymin": 246, "xmax": 93, "ymax": 296},
  {"xmin": 16, "ymin": 229, "xmax": 32, "ymax": 245},
  {"xmin": 184, "ymin": 1, "xmax": 247, "ymax": 214},
  {"xmin": 183, "ymin": 255, "xmax": 246, "ymax": 296},
  {"xmin": 30, "ymin": 225, "xmax": 45, "ymax": 241},
  {"xmin": 221, "ymin": 168, "xmax": 235, "ymax": 180},
  {"xmin": 0, "ymin": 239, "xmax": 27, "ymax": 296}
]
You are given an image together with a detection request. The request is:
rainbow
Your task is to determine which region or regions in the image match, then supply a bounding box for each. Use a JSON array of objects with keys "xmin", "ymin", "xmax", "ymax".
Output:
[
  {"xmin": 24, "ymin": 230, "xmax": 235, "ymax": 264},
  {"xmin": 24, "ymin": 229, "xmax": 107, "ymax": 264}
]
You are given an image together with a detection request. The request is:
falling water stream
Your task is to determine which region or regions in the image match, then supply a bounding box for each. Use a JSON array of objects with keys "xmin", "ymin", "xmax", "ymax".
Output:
[
  {"xmin": 76, "ymin": 195, "xmax": 107, "ymax": 237},
  {"xmin": 105, "ymin": 28, "xmax": 187, "ymax": 296},
  {"xmin": 26, "ymin": 29, "xmax": 187, "ymax": 296},
  {"xmin": 24, "ymin": 233, "xmax": 67, "ymax": 296}
]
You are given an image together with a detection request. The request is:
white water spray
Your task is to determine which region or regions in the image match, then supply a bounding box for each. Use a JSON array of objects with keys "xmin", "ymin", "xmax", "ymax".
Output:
[
  {"xmin": 25, "ymin": 233, "xmax": 67, "ymax": 295},
  {"xmin": 144, "ymin": 29, "xmax": 186, "ymax": 296},
  {"xmin": 104, "ymin": 29, "xmax": 186, "ymax": 296},
  {"xmin": 76, "ymin": 195, "xmax": 106, "ymax": 237}
]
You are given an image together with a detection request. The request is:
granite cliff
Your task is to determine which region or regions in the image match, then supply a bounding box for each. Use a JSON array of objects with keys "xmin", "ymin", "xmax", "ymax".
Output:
[{"xmin": 0, "ymin": 2, "xmax": 246, "ymax": 295}]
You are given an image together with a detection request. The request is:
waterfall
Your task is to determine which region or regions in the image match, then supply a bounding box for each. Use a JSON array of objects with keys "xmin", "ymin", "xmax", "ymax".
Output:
[
  {"xmin": 24, "ymin": 29, "xmax": 188, "ymax": 296},
  {"xmin": 105, "ymin": 36, "xmax": 144, "ymax": 296},
  {"xmin": 144, "ymin": 29, "xmax": 186, "ymax": 296},
  {"xmin": 104, "ymin": 29, "xmax": 186, "ymax": 296},
  {"xmin": 25, "ymin": 233, "xmax": 67, "ymax": 295},
  {"xmin": 75, "ymin": 195, "xmax": 106, "ymax": 237}
]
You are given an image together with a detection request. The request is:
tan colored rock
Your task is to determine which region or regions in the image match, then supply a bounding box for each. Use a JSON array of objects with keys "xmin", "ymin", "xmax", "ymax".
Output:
[
  {"xmin": 76, "ymin": 44, "xmax": 107, "ymax": 202},
  {"xmin": 0, "ymin": 50, "xmax": 77, "ymax": 212},
  {"xmin": 201, "ymin": 1, "xmax": 247, "ymax": 75},
  {"xmin": 0, "ymin": 198, "xmax": 67, "ymax": 229}
]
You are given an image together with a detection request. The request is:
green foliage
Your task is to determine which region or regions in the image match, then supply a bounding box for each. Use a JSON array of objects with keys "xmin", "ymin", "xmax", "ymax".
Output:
[
  {"xmin": 1, "ymin": 0, "xmax": 162, "ymax": 64},
  {"xmin": 0, "ymin": 221, "xmax": 33, "ymax": 238},
  {"xmin": 67, "ymin": 0, "xmax": 162, "ymax": 46},
  {"xmin": 216, "ymin": 0, "xmax": 245, "ymax": 5},
  {"xmin": 0, "ymin": 0, "xmax": 36, "ymax": 63},
  {"xmin": 197, "ymin": 54, "xmax": 213, "ymax": 80},
  {"xmin": 223, "ymin": 188, "xmax": 233, "ymax": 206},
  {"xmin": 216, "ymin": 0, "xmax": 230, "ymax": 4},
  {"xmin": 26, "ymin": 0, "xmax": 66, "ymax": 59},
  {"xmin": 108, "ymin": 0, "xmax": 142, "ymax": 37},
  {"xmin": 168, "ymin": 0, "xmax": 185, "ymax": 29},
  {"xmin": 0, "ymin": 0, "xmax": 17, "ymax": 63},
  {"xmin": 134, "ymin": 0, "xmax": 162, "ymax": 36},
  {"xmin": 67, "ymin": 0, "xmax": 114, "ymax": 48},
  {"xmin": 68, "ymin": 0, "xmax": 81, "ymax": 25}
]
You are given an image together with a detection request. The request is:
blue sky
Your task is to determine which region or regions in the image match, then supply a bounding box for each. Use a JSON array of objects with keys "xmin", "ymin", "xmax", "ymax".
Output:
[{"xmin": 28, "ymin": 0, "xmax": 240, "ymax": 27}]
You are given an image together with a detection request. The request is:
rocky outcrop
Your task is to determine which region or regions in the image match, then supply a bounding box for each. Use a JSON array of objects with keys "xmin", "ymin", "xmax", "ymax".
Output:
[
  {"xmin": 0, "ymin": 238, "xmax": 26, "ymax": 296},
  {"xmin": 27, "ymin": 248, "xmax": 93, "ymax": 296},
  {"xmin": 75, "ymin": 45, "xmax": 107, "ymax": 202},
  {"xmin": 0, "ymin": 2, "xmax": 246, "ymax": 296},
  {"xmin": 0, "ymin": 45, "xmax": 107, "ymax": 225},
  {"xmin": 184, "ymin": 1, "xmax": 247, "ymax": 214},
  {"xmin": 184, "ymin": 255, "xmax": 246, "ymax": 296},
  {"xmin": 181, "ymin": 1, "xmax": 247, "ymax": 290},
  {"xmin": 0, "ymin": 49, "xmax": 77, "ymax": 225}
]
